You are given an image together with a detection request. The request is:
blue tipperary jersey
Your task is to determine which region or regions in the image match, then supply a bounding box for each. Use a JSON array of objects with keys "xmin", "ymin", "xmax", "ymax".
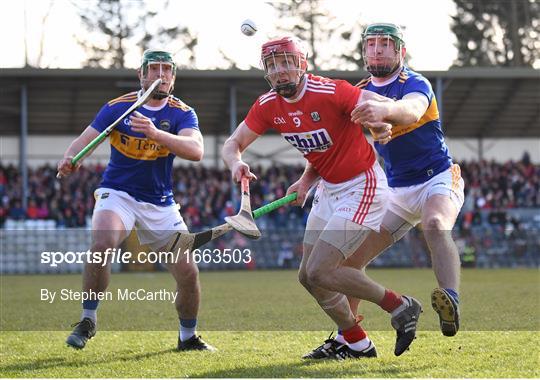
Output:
[
  {"xmin": 356, "ymin": 67, "xmax": 452, "ymax": 187},
  {"xmin": 91, "ymin": 91, "xmax": 199, "ymax": 206}
]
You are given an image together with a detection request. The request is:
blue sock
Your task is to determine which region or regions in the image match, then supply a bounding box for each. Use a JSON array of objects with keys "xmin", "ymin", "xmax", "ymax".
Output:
[
  {"xmin": 81, "ymin": 300, "xmax": 99, "ymax": 322},
  {"xmin": 334, "ymin": 329, "xmax": 347, "ymax": 344},
  {"xmin": 444, "ymin": 288, "xmax": 459, "ymax": 304},
  {"xmin": 179, "ymin": 318, "xmax": 197, "ymax": 342}
]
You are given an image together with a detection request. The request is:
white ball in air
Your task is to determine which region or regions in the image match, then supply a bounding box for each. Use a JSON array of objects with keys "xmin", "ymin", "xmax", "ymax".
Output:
[{"xmin": 241, "ymin": 19, "xmax": 257, "ymax": 36}]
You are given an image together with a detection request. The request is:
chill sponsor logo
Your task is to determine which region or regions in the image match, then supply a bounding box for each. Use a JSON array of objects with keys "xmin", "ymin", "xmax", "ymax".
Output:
[{"xmin": 282, "ymin": 128, "xmax": 333, "ymax": 154}]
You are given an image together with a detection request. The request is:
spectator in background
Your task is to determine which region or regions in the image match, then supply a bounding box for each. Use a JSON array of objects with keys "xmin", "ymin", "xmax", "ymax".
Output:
[
  {"xmin": 8, "ymin": 200, "xmax": 25, "ymax": 220},
  {"xmin": 1, "ymin": 158, "xmax": 538, "ymax": 229}
]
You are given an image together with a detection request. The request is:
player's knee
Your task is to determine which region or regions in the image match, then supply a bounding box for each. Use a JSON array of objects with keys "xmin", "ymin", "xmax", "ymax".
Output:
[
  {"xmin": 91, "ymin": 239, "xmax": 118, "ymax": 254},
  {"xmin": 298, "ymin": 269, "xmax": 310, "ymax": 290},
  {"xmin": 306, "ymin": 265, "xmax": 328, "ymax": 288},
  {"xmin": 179, "ymin": 262, "xmax": 199, "ymax": 284},
  {"xmin": 423, "ymin": 214, "xmax": 447, "ymax": 231}
]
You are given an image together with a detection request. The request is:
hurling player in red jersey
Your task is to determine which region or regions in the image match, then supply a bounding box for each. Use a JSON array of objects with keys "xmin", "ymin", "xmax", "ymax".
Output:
[{"xmin": 222, "ymin": 36, "xmax": 422, "ymax": 359}]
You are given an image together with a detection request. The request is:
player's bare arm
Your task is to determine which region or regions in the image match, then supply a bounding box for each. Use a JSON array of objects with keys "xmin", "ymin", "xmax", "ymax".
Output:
[
  {"xmin": 222, "ymin": 121, "xmax": 260, "ymax": 182},
  {"xmin": 57, "ymin": 126, "xmax": 100, "ymax": 177},
  {"xmin": 286, "ymin": 161, "xmax": 320, "ymax": 207},
  {"xmin": 352, "ymin": 92, "xmax": 428, "ymax": 126},
  {"xmin": 129, "ymin": 111, "xmax": 203, "ymax": 161}
]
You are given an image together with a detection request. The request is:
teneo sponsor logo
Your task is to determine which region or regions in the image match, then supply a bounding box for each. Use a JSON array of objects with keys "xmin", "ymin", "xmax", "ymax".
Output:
[{"xmin": 282, "ymin": 128, "xmax": 333, "ymax": 154}]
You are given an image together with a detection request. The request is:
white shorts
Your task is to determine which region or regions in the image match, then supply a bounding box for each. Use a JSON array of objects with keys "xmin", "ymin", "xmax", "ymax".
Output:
[
  {"xmin": 93, "ymin": 188, "xmax": 188, "ymax": 250},
  {"xmin": 383, "ymin": 164, "xmax": 465, "ymax": 240},
  {"xmin": 304, "ymin": 161, "xmax": 388, "ymax": 257}
]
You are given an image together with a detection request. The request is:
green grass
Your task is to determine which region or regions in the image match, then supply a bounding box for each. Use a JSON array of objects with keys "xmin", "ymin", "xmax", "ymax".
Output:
[{"xmin": 1, "ymin": 269, "xmax": 539, "ymax": 377}]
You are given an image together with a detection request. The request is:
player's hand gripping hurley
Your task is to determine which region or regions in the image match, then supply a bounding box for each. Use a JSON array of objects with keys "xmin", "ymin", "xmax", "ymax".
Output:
[
  {"xmin": 224, "ymin": 177, "xmax": 261, "ymax": 239},
  {"xmin": 56, "ymin": 78, "xmax": 162, "ymax": 179}
]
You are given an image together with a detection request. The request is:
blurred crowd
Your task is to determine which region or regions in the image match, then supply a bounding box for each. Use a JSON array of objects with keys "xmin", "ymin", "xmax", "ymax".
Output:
[
  {"xmin": 0, "ymin": 162, "xmax": 307, "ymax": 229},
  {"xmin": 1, "ymin": 153, "xmax": 538, "ymax": 229}
]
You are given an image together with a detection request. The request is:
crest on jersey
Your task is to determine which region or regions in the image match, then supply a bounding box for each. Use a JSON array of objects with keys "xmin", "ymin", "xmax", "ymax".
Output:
[
  {"xmin": 310, "ymin": 112, "xmax": 321, "ymax": 122},
  {"xmin": 159, "ymin": 120, "xmax": 171, "ymax": 131}
]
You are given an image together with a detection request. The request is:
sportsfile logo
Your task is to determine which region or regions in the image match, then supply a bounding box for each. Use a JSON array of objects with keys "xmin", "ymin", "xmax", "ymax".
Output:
[{"xmin": 282, "ymin": 128, "xmax": 333, "ymax": 154}]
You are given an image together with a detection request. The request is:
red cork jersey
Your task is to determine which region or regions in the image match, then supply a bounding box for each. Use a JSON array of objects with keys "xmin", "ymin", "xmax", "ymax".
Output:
[{"xmin": 245, "ymin": 74, "xmax": 375, "ymax": 183}]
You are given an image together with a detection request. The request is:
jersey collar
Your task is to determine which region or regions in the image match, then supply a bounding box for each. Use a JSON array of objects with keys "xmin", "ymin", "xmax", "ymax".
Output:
[
  {"xmin": 283, "ymin": 77, "xmax": 308, "ymax": 104},
  {"xmin": 138, "ymin": 89, "xmax": 168, "ymax": 111},
  {"xmin": 370, "ymin": 68, "xmax": 403, "ymax": 87}
]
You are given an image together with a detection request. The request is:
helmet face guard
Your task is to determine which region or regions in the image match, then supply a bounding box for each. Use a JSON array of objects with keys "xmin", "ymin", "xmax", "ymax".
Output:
[
  {"xmin": 361, "ymin": 23, "xmax": 405, "ymax": 78},
  {"xmin": 261, "ymin": 37, "xmax": 308, "ymax": 98},
  {"xmin": 139, "ymin": 50, "xmax": 176, "ymax": 99}
]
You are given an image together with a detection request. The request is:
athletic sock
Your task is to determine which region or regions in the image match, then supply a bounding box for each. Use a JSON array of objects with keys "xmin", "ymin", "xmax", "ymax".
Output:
[
  {"xmin": 444, "ymin": 288, "xmax": 460, "ymax": 304},
  {"xmin": 379, "ymin": 289, "xmax": 404, "ymax": 313},
  {"xmin": 391, "ymin": 296, "xmax": 411, "ymax": 318},
  {"xmin": 81, "ymin": 299, "xmax": 99, "ymax": 323},
  {"xmin": 179, "ymin": 318, "xmax": 197, "ymax": 342},
  {"xmin": 347, "ymin": 337, "xmax": 372, "ymax": 351},
  {"xmin": 342, "ymin": 324, "xmax": 367, "ymax": 347},
  {"xmin": 335, "ymin": 330, "xmax": 347, "ymax": 345}
]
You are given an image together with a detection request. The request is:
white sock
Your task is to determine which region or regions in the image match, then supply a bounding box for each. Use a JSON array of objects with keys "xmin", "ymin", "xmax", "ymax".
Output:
[
  {"xmin": 179, "ymin": 321, "xmax": 196, "ymax": 342},
  {"xmin": 81, "ymin": 309, "xmax": 97, "ymax": 323},
  {"xmin": 347, "ymin": 337, "xmax": 371, "ymax": 351},
  {"xmin": 335, "ymin": 333, "xmax": 347, "ymax": 345},
  {"xmin": 391, "ymin": 296, "xmax": 410, "ymax": 318}
]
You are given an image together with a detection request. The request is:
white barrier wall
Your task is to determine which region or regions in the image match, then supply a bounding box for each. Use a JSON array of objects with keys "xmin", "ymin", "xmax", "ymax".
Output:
[{"xmin": 2, "ymin": 135, "xmax": 539, "ymax": 167}]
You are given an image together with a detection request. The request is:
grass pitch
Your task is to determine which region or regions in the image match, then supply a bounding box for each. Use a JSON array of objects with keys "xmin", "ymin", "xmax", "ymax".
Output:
[{"xmin": 1, "ymin": 269, "xmax": 539, "ymax": 378}]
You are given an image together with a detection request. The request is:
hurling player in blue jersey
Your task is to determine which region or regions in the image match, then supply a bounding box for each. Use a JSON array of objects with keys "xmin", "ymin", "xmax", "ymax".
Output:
[
  {"xmin": 349, "ymin": 23, "xmax": 464, "ymax": 337},
  {"xmin": 57, "ymin": 50, "xmax": 215, "ymax": 351},
  {"xmin": 305, "ymin": 22, "xmax": 464, "ymax": 359}
]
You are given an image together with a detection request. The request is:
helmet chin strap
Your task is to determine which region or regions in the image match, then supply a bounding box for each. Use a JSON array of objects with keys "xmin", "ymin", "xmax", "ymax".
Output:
[
  {"xmin": 272, "ymin": 73, "xmax": 305, "ymax": 98},
  {"xmin": 275, "ymin": 82, "xmax": 298, "ymax": 98}
]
